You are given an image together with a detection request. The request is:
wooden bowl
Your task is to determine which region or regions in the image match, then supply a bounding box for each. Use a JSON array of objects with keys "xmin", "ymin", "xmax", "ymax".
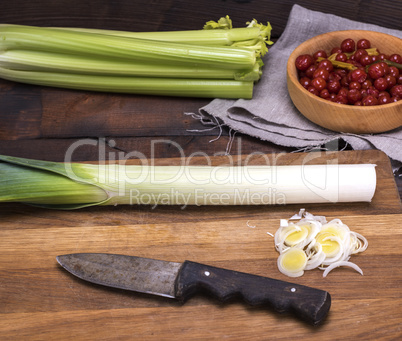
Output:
[{"xmin": 287, "ymin": 30, "xmax": 402, "ymax": 134}]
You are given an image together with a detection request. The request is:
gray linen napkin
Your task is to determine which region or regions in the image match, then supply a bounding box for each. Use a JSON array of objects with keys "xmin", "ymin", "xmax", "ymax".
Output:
[{"xmin": 194, "ymin": 5, "xmax": 402, "ymax": 162}]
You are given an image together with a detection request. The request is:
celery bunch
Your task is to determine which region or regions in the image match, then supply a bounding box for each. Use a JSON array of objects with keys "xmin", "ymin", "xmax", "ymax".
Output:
[{"xmin": 0, "ymin": 16, "xmax": 273, "ymax": 99}]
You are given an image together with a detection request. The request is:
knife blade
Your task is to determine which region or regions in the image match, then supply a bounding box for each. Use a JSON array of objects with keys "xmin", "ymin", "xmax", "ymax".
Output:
[{"xmin": 56, "ymin": 253, "xmax": 331, "ymax": 325}]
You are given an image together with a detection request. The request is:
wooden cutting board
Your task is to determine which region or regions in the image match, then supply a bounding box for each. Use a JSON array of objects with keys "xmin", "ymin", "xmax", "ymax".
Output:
[{"xmin": 0, "ymin": 150, "xmax": 401, "ymax": 340}]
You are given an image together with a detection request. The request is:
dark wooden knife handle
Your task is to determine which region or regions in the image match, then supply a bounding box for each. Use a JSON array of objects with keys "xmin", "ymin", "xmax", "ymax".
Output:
[{"xmin": 175, "ymin": 261, "xmax": 331, "ymax": 325}]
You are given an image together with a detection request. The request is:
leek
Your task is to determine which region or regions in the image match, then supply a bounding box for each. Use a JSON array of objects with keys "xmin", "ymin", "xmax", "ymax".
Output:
[
  {"xmin": 0, "ymin": 17, "xmax": 272, "ymax": 99},
  {"xmin": 0, "ymin": 162, "xmax": 107, "ymax": 207},
  {"xmin": 0, "ymin": 155, "xmax": 377, "ymax": 210}
]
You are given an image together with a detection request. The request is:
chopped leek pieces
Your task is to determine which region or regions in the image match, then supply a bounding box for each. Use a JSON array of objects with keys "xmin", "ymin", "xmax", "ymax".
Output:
[
  {"xmin": 0, "ymin": 154, "xmax": 376, "ymax": 210},
  {"xmin": 0, "ymin": 16, "xmax": 273, "ymax": 98}
]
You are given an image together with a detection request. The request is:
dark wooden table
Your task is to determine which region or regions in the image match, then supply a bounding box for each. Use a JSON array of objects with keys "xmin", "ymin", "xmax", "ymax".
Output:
[{"xmin": 1, "ymin": 2, "xmax": 402, "ymax": 340}]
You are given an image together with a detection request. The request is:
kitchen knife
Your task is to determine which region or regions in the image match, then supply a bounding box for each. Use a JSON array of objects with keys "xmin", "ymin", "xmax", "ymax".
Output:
[{"xmin": 56, "ymin": 253, "xmax": 331, "ymax": 325}]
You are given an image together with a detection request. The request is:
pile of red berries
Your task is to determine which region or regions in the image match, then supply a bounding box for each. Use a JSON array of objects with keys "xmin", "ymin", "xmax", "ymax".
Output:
[{"xmin": 295, "ymin": 38, "xmax": 402, "ymax": 106}]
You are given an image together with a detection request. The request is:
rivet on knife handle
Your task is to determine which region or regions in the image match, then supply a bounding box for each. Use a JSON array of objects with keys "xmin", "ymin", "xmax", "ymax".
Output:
[{"xmin": 175, "ymin": 261, "xmax": 331, "ymax": 325}]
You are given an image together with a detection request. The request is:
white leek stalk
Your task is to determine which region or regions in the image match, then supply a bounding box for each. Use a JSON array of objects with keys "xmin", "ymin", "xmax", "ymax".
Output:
[{"xmin": 0, "ymin": 155, "xmax": 376, "ymax": 210}]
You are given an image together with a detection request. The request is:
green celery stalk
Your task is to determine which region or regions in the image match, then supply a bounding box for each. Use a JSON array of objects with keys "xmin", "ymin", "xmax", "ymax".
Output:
[
  {"xmin": 47, "ymin": 17, "xmax": 273, "ymax": 56},
  {"xmin": 0, "ymin": 67, "xmax": 254, "ymax": 98},
  {"xmin": 0, "ymin": 24, "xmax": 257, "ymax": 69},
  {"xmin": 0, "ymin": 50, "xmax": 261, "ymax": 81},
  {"xmin": 50, "ymin": 26, "xmax": 267, "ymax": 46}
]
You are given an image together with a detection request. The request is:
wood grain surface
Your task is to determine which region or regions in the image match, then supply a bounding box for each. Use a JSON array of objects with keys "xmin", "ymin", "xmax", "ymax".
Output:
[
  {"xmin": 0, "ymin": 1, "xmax": 402, "ymax": 339},
  {"xmin": 1, "ymin": 214, "xmax": 401, "ymax": 340},
  {"xmin": 1, "ymin": 150, "xmax": 401, "ymax": 340}
]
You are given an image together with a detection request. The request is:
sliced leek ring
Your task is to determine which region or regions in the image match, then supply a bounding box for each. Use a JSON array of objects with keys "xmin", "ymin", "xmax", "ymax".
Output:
[
  {"xmin": 274, "ymin": 210, "xmax": 368, "ymax": 278},
  {"xmin": 277, "ymin": 248, "xmax": 307, "ymax": 277}
]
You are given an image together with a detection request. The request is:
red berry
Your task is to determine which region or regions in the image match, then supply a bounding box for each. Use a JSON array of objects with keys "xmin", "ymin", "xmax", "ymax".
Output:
[
  {"xmin": 341, "ymin": 38, "xmax": 356, "ymax": 53},
  {"xmin": 390, "ymin": 85, "xmax": 402, "ymax": 98},
  {"xmin": 340, "ymin": 76, "xmax": 349, "ymax": 87},
  {"xmin": 378, "ymin": 53, "xmax": 389, "ymax": 61},
  {"xmin": 371, "ymin": 55, "xmax": 380, "ymax": 63},
  {"xmin": 347, "ymin": 89, "xmax": 362, "ymax": 104},
  {"xmin": 374, "ymin": 77, "xmax": 388, "ymax": 91},
  {"xmin": 379, "ymin": 91, "xmax": 391, "ymax": 99},
  {"xmin": 389, "ymin": 54, "xmax": 402, "ymax": 64},
  {"xmin": 357, "ymin": 39, "xmax": 371, "ymax": 49},
  {"xmin": 362, "ymin": 80, "xmax": 372, "ymax": 89},
  {"xmin": 349, "ymin": 81, "xmax": 361, "ymax": 90},
  {"xmin": 350, "ymin": 69, "xmax": 368, "ymax": 83},
  {"xmin": 367, "ymin": 87, "xmax": 380, "ymax": 98},
  {"xmin": 384, "ymin": 75, "xmax": 396, "ymax": 89},
  {"xmin": 313, "ymin": 68, "xmax": 330, "ymax": 81},
  {"xmin": 305, "ymin": 65, "xmax": 317, "ymax": 78},
  {"xmin": 311, "ymin": 77, "xmax": 327, "ymax": 91},
  {"xmin": 331, "ymin": 47, "xmax": 342, "ymax": 55},
  {"xmin": 335, "ymin": 53, "xmax": 348, "ymax": 62},
  {"xmin": 368, "ymin": 63, "xmax": 386, "ymax": 79},
  {"xmin": 346, "ymin": 59, "xmax": 357, "ymax": 66},
  {"xmin": 379, "ymin": 61, "xmax": 390, "ymax": 75},
  {"xmin": 378, "ymin": 95, "xmax": 391, "ymax": 105},
  {"xmin": 389, "ymin": 66, "xmax": 400, "ymax": 78},
  {"xmin": 338, "ymin": 87, "xmax": 349, "ymax": 97},
  {"xmin": 329, "ymin": 72, "xmax": 342, "ymax": 82},
  {"xmin": 327, "ymin": 80, "xmax": 341, "ymax": 94},
  {"xmin": 295, "ymin": 54, "xmax": 314, "ymax": 71},
  {"xmin": 313, "ymin": 50, "xmax": 328, "ymax": 60},
  {"xmin": 320, "ymin": 89, "xmax": 330, "ymax": 99},
  {"xmin": 307, "ymin": 86, "xmax": 319, "ymax": 96},
  {"xmin": 317, "ymin": 59, "xmax": 334, "ymax": 72},
  {"xmin": 299, "ymin": 77, "xmax": 311, "ymax": 89},
  {"xmin": 335, "ymin": 69, "xmax": 348, "ymax": 78},
  {"xmin": 362, "ymin": 95, "xmax": 379, "ymax": 106},
  {"xmin": 334, "ymin": 95, "xmax": 348, "ymax": 104},
  {"xmin": 353, "ymin": 49, "xmax": 368, "ymax": 62},
  {"xmin": 360, "ymin": 55, "xmax": 373, "ymax": 66}
]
